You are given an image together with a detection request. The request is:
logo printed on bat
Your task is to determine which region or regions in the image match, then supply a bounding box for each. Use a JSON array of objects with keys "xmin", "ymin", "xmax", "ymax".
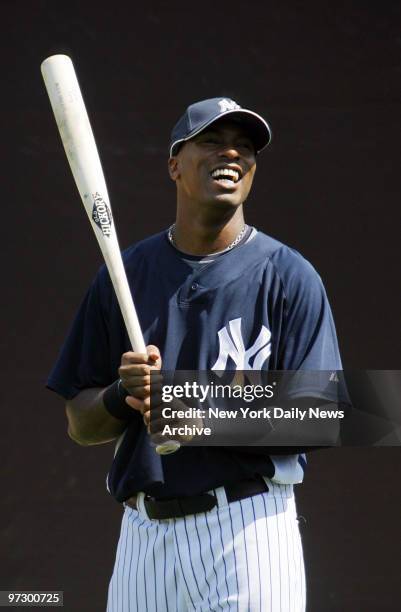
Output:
[{"xmin": 92, "ymin": 192, "xmax": 113, "ymax": 236}]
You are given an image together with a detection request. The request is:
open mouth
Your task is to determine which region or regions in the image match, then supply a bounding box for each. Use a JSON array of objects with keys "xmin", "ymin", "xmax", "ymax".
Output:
[{"xmin": 210, "ymin": 167, "xmax": 242, "ymax": 185}]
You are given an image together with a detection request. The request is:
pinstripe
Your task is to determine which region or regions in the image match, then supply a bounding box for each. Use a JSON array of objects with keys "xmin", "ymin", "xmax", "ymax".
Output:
[
  {"xmin": 152, "ymin": 525, "xmax": 157, "ymax": 610},
  {"xmin": 134, "ymin": 519, "xmax": 145, "ymax": 611},
  {"xmin": 173, "ymin": 556, "xmax": 178, "ymax": 608},
  {"xmin": 114, "ymin": 510, "xmax": 126, "ymax": 612},
  {"xmin": 148, "ymin": 523, "xmax": 159, "ymax": 611},
  {"xmin": 291, "ymin": 489, "xmax": 304, "ymax": 612},
  {"xmin": 107, "ymin": 484, "xmax": 306, "ymax": 612},
  {"xmin": 143, "ymin": 525, "xmax": 150, "ymax": 610},
  {"xmin": 239, "ymin": 500, "xmax": 250, "ymax": 610},
  {"xmin": 173, "ymin": 518, "xmax": 196, "ymax": 610},
  {"xmin": 291, "ymin": 496, "xmax": 299, "ymax": 612},
  {"xmin": 293, "ymin": 501, "xmax": 305, "ymax": 611},
  {"xmin": 280, "ymin": 488, "xmax": 291, "ymax": 611},
  {"xmin": 273, "ymin": 496, "xmax": 282, "ymax": 612},
  {"xmin": 250, "ymin": 496, "xmax": 262, "ymax": 611},
  {"xmin": 194, "ymin": 512, "xmax": 212, "ymax": 609},
  {"xmin": 289, "ymin": 498, "xmax": 299, "ymax": 611},
  {"xmin": 261, "ymin": 492, "xmax": 273, "ymax": 612},
  {"xmin": 204, "ymin": 511, "xmax": 224, "ymax": 612},
  {"xmin": 215, "ymin": 504, "xmax": 231, "ymax": 609},
  {"xmin": 162, "ymin": 529, "xmax": 169, "ymax": 612},
  {"xmin": 121, "ymin": 509, "xmax": 131, "ymax": 611},
  {"xmin": 118, "ymin": 513, "xmax": 126, "ymax": 611},
  {"xmin": 133, "ymin": 518, "xmax": 146, "ymax": 611},
  {"xmin": 287, "ymin": 503, "xmax": 295, "ymax": 611},
  {"xmin": 227, "ymin": 502, "xmax": 239, "ymax": 607},
  {"xmin": 118, "ymin": 510, "xmax": 128, "ymax": 611},
  {"xmin": 127, "ymin": 512, "xmax": 138, "ymax": 612},
  {"xmin": 182, "ymin": 515, "xmax": 204, "ymax": 603},
  {"xmin": 297, "ymin": 508, "xmax": 306, "ymax": 611},
  {"xmin": 289, "ymin": 501, "xmax": 302, "ymax": 611}
]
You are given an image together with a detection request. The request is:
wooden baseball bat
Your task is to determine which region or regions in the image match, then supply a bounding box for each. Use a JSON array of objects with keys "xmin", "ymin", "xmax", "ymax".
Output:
[{"xmin": 41, "ymin": 54, "xmax": 179, "ymax": 455}]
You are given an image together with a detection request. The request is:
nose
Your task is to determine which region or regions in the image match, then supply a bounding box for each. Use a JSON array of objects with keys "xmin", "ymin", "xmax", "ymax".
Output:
[{"xmin": 217, "ymin": 144, "xmax": 240, "ymax": 160}]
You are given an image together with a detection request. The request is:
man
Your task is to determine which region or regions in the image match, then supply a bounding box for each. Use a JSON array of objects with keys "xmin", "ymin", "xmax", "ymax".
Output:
[{"xmin": 48, "ymin": 97, "xmax": 343, "ymax": 611}]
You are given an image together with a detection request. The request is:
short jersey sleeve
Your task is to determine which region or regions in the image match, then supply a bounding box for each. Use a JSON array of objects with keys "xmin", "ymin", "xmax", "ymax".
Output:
[
  {"xmin": 46, "ymin": 267, "xmax": 114, "ymax": 399},
  {"xmin": 272, "ymin": 246, "xmax": 342, "ymax": 371}
]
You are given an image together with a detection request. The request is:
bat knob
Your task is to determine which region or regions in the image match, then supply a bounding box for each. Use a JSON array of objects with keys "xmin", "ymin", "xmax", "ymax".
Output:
[{"xmin": 155, "ymin": 440, "xmax": 181, "ymax": 455}]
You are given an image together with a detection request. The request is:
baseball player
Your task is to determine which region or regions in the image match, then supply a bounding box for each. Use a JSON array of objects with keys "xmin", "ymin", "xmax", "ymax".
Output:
[{"xmin": 47, "ymin": 97, "xmax": 344, "ymax": 611}]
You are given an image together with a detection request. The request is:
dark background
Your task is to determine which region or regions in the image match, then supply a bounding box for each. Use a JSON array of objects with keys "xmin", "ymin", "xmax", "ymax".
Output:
[{"xmin": 1, "ymin": 1, "xmax": 400, "ymax": 610}]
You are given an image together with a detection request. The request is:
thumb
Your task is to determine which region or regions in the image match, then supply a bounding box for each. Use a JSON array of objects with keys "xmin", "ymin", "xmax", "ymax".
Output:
[{"xmin": 146, "ymin": 345, "xmax": 162, "ymax": 367}]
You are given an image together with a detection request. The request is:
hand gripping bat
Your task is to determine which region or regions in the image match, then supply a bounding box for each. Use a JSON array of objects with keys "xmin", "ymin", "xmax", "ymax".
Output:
[{"xmin": 41, "ymin": 54, "xmax": 179, "ymax": 455}]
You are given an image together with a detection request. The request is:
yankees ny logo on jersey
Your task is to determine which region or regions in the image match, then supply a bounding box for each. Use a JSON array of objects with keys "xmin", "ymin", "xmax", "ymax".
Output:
[
  {"xmin": 211, "ymin": 318, "xmax": 272, "ymax": 372},
  {"xmin": 218, "ymin": 98, "xmax": 241, "ymax": 112}
]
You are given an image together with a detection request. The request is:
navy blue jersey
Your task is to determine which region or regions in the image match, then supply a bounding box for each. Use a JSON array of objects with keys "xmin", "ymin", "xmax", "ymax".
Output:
[{"xmin": 47, "ymin": 229, "xmax": 343, "ymax": 501}]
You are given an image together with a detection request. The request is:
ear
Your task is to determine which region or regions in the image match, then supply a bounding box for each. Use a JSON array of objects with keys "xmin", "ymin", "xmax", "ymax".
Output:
[{"xmin": 168, "ymin": 157, "xmax": 180, "ymax": 181}]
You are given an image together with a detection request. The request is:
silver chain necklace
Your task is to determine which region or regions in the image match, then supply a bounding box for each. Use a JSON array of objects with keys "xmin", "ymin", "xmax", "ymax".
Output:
[{"xmin": 168, "ymin": 224, "xmax": 247, "ymax": 254}]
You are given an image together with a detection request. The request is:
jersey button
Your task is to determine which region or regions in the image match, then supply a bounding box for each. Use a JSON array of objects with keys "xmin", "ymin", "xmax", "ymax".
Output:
[{"xmin": 191, "ymin": 282, "xmax": 198, "ymax": 291}]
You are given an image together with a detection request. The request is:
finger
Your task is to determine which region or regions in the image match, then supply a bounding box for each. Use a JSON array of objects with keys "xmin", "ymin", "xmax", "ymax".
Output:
[
  {"xmin": 127, "ymin": 384, "xmax": 163, "ymax": 400},
  {"xmin": 125, "ymin": 395, "xmax": 146, "ymax": 414},
  {"xmin": 121, "ymin": 351, "xmax": 151, "ymax": 366},
  {"xmin": 120, "ymin": 381, "xmax": 164, "ymax": 399},
  {"xmin": 119, "ymin": 364, "xmax": 156, "ymax": 378},
  {"xmin": 142, "ymin": 399, "xmax": 165, "ymax": 428},
  {"xmin": 131, "ymin": 391, "xmax": 163, "ymax": 420},
  {"xmin": 119, "ymin": 374, "xmax": 163, "ymax": 389}
]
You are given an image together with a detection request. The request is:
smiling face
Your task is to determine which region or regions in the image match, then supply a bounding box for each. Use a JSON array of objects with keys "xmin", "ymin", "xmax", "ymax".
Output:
[{"xmin": 168, "ymin": 120, "xmax": 257, "ymax": 211}]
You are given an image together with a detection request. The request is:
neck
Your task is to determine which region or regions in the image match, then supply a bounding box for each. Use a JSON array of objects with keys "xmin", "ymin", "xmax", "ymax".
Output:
[{"xmin": 172, "ymin": 205, "xmax": 246, "ymax": 255}]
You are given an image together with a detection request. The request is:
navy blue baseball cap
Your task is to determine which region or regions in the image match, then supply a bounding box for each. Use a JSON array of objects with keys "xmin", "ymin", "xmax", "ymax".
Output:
[{"xmin": 169, "ymin": 97, "xmax": 272, "ymax": 157}]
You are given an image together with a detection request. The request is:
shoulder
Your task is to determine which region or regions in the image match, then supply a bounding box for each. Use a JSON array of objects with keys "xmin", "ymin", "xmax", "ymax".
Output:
[
  {"xmin": 121, "ymin": 231, "xmax": 167, "ymax": 267},
  {"xmin": 90, "ymin": 231, "xmax": 167, "ymax": 309},
  {"xmin": 255, "ymin": 230, "xmax": 325, "ymax": 299},
  {"xmin": 122, "ymin": 230, "xmax": 167, "ymax": 257},
  {"xmin": 96, "ymin": 230, "xmax": 167, "ymax": 283}
]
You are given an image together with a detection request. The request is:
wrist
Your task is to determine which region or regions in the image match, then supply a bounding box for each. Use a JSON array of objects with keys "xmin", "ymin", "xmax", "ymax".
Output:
[{"xmin": 103, "ymin": 379, "xmax": 133, "ymax": 421}]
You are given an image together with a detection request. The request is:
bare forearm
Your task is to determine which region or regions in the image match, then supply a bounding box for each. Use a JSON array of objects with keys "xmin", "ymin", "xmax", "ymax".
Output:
[
  {"xmin": 66, "ymin": 387, "xmax": 128, "ymax": 446},
  {"xmin": 65, "ymin": 347, "xmax": 162, "ymax": 446}
]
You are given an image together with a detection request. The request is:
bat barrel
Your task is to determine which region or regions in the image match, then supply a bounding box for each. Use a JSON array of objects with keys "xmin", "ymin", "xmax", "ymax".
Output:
[{"xmin": 41, "ymin": 54, "xmax": 178, "ymax": 454}]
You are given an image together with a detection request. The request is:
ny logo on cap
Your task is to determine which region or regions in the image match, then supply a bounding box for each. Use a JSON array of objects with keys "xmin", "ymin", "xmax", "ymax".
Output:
[{"xmin": 218, "ymin": 98, "xmax": 241, "ymax": 113}]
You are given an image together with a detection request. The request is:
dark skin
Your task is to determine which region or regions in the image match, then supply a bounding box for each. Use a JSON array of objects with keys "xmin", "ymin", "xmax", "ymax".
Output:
[
  {"xmin": 125, "ymin": 121, "xmax": 257, "ymax": 436},
  {"xmin": 66, "ymin": 121, "xmax": 258, "ymax": 445},
  {"xmin": 66, "ymin": 123, "xmax": 337, "ymax": 450},
  {"xmin": 168, "ymin": 120, "xmax": 257, "ymax": 255}
]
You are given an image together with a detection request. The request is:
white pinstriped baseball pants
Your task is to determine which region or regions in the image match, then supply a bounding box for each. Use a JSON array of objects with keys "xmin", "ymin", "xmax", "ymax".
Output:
[{"xmin": 106, "ymin": 481, "xmax": 306, "ymax": 611}]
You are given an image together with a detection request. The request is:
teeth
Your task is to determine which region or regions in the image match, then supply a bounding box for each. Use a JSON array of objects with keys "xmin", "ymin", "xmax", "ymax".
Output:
[{"xmin": 211, "ymin": 168, "xmax": 240, "ymax": 182}]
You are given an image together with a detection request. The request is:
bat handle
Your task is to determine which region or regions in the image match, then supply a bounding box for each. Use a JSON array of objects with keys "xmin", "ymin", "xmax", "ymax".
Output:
[{"xmin": 125, "ymin": 331, "xmax": 180, "ymax": 454}]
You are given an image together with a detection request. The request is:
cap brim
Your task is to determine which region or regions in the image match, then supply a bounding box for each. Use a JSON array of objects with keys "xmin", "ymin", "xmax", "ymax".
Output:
[{"xmin": 170, "ymin": 108, "xmax": 272, "ymax": 157}]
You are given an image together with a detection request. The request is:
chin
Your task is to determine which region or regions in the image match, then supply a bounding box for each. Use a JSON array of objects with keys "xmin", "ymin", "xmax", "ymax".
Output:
[{"xmin": 208, "ymin": 193, "xmax": 243, "ymax": 208}]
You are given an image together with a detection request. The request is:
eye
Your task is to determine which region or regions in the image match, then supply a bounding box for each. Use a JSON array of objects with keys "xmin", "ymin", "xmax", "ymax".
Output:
[
  {"xmin": 196, "ymin": 132, "xmax": 220, "ymax": 145},
  {"xmin": 237, "ymin": 141, "xmax": 254, "ymax": 152},
  {"xmin": 202, "ymin": 136, "xmax": 219, "ymax": 144}
]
